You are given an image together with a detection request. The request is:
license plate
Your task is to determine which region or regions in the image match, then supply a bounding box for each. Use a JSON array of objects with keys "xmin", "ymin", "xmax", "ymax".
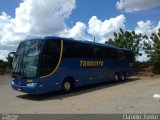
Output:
[{"xmin": 17, "ymin": 88, "xmax": 21, "ymax": 91}]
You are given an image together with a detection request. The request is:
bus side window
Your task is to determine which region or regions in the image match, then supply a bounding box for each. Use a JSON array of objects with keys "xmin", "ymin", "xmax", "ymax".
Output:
[
  {"xmin": 118, "ymin": 51, "xmax": 125, "ymax": 60},
  {"xmin": 63, "ymin": 41, "xmax": 78, "ymax": 58},
  {"xmin": 77, "ymin": 43, "xmax": 91, "ymax": 58},
  {"xmin": 107, "ymin": 48, "xmax": 113, "ymax": 59},
  {"xmin": 124, "ymin": 51, "xmax": 134, "ymax": 62},
  {"xmin": 39, "ymin": 40, "xmax": 60, "ymax": 76},
  {"xmin": 96, "ymin": 47, "xmax": 106, "ymax": 58}
]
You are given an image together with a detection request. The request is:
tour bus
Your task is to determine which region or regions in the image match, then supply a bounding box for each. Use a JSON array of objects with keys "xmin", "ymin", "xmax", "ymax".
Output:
[{"xmin": 11, "ymin": 36, "xmax": 134, "ymax": 94}]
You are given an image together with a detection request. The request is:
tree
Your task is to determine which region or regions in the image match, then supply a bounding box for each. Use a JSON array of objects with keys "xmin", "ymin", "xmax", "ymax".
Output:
[
  {"xmin": 105, "ymin": 28, "xmax": 145, "ymax": 57},
  {"xmin": 143, "ymin": 28, "xmax": 160, "ymax": 73},
  {"xmin": 0, "ymin": 59, "xmax": 8, "ymax": 75},
  {"xmin": 144, "ymin": 28, "xmax": 160, "ymax": 62},
  {"xmin": 6, "ymin": 52, "xmax": 15, "ymax": 69}
]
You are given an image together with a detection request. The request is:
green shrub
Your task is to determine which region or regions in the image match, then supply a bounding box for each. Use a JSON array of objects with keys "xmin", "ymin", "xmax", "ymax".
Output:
[
  {"xmin": 154, "ymin": 62, "xmax": 160, "ymax": 74},
  {"xmin": 134, "ymin": 61, "xmax": 153, "ymax": 74},
  {"xmin": 0, "ymin": 69, "xmax": 6, "ymax": 75},
  {"xmin": 134, "ymin": 61, "xmax": 141, "ymax": 74}
]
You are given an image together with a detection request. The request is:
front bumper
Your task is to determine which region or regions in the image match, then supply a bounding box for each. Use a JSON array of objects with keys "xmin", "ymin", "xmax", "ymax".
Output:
[
  {"xmin": 11, "ymin": 79, "xmax": 61, "ymax": 94},
  {"xmin": 11, "ymin": 83, "xmax": 39, "ymax": 94}
]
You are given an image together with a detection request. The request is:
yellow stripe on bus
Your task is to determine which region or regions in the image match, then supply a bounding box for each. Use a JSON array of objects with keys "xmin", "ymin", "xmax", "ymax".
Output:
[{"xmin": 40, "ymin": 40, "xmax": 64, "ymax": 78}]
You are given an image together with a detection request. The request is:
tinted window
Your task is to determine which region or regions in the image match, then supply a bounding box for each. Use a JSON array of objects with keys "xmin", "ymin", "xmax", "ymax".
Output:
[
  {"xmin": 78, "ymin": 43, "xmax": 97, "ymax": 58},
  {"xmin": 117, "ymin": 50, "xmax": 125, "ymax": 60},
  {"xmin": 63, "ymin": 40, "xmax": 123, "ymax": 60},
  {"xmin": 124, "ymin": 50, "xmax": 134, "ymax": 62},
  {"xmin": 63, "ymin": 41, "xmax": 96, "ymax": 58},
  {"xmin": 107, "ymin": 48, "xmax": 118, "ymax": 59},
  {"xmin": 39, "ymin": 40, "xmax": 61, "ymax": 76},
  {"xmin": 63, "ymin": 41, "xmax": 78, "ymax": 57}
]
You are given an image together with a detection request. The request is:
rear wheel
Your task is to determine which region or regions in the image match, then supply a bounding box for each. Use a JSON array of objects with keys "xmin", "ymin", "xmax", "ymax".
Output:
[
  {"xmin": 121, "ymin": 72, "xmax": 126, "ymax": 81},
  {"xmin": 114, "ymin": 73, "xmax": 120, "ymax": 82}
]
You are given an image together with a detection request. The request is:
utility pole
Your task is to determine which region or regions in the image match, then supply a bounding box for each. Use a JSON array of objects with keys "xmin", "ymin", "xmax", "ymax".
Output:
[
  {"xmin": 93, "ymin": 37, "xmax": 95, "ymax": 42},
  {"xmin": 87, "ymin": 33, "xmax": 96, "ymax": 42}
]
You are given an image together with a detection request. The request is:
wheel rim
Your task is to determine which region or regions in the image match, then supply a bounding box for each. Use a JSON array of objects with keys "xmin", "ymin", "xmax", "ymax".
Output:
[
  {"xmin": 115, "ymin": 74, "xmax": 119, "ymax": 81},
  {"xmin": 64, "ymin": 81, "xmax": 71, "ymax": 91},
  {"xmin": 121, "ymin": 74, "xmax": 125, "ymax": 81}
]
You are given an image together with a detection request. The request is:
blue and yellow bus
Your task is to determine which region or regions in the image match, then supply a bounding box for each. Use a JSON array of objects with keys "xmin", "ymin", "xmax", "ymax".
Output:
[{"xmin": 11, "ymin": 36, "xmax": 134, "ymax": 94}]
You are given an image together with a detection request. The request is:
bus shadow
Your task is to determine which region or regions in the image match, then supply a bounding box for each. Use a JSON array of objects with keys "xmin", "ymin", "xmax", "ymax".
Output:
[{"xmin": 17, "ymin": 76, "xmax": 141, "ymax": 101}]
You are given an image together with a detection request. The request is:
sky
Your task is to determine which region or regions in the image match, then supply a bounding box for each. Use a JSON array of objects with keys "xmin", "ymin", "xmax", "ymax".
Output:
[{"xmin": 0, "ymin": 0, "xmax": 160, "ymax": 60}]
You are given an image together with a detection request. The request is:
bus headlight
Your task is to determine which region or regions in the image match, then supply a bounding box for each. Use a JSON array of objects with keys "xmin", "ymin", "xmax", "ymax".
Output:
[
  {"xmin": 11, "ymin": 81, "xmax": 14, "ymax": 85},
  {"xmin": 27, "ymin": 83, "xmax": 37, "ymax": 87}
]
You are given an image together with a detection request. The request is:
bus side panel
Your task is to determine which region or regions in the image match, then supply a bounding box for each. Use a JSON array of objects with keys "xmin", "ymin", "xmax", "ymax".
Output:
[
  {"xmin": 59, "ymin": 58, "xmax": 116, "ymax": 87},
  {"xmin": 59, "ymin": 58, "xmax": 88, "ymax": 87},
  {"xmin": 39, "ymin": 73, "xmax": 62, "ymax": 93},
  {"xmin": 58, "ymin": 58, "xmax": 134, "ymax": 90}
]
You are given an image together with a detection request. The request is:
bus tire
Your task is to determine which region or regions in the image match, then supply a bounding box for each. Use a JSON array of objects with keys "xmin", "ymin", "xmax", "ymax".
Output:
[
  {"xmin": 121, "ymin": 72, "xmax": 126, "ymax": 81},
  {"xmin": 114, "ymin": 73, "xmax": 120, "ymax": 82},
  {"xmin": 62, "ymin": 78, "xmax": 74, "ymax": 93}
]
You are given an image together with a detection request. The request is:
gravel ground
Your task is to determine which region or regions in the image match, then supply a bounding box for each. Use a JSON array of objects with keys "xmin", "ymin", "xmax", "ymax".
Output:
[{"xmin": 0, "ymin": 74, "xmax": 160, "ymax": 114}]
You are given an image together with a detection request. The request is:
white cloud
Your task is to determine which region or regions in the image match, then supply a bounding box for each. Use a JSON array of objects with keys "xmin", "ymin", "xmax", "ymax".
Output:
[
  {"xmin": 154, "ymin": 21, "xmax": 160, "ymax": 32},
  {"xmin": 29, "ymin": 0, "xmax": 76, "ymax": 34},
  {"xmin": 135, "ymin": 20, "xmax": 160, "ymax": 35},
  {"xmin": 0, "ymin": 0, "xmax": 76, "ymax": 60},
  {"xmin": 135, "ymin": 20, "xmax": 160, "ymax": 61},
  {"xmin": 0, "ymin": 12, "xmax": 26, "ymax": 55},
  {"xmin": 56, "ymin": 21, "xmax": 88, "ymax": 41},
  {"xmin": 68, "ymin": 22, "xmax": 87, "ymax": 39},
  {"xmin": 116, "ymin": 0, "xmax": 160, "ymax": 12},
  {"xmin": 88, "ymin": 15, "xmax": 126, "ymax": 42},
  {"xmin": 12, "ymin": 0, "xmax": 76, "ymax": 34},
  {"xmin": 135, "ymin": 20, "xmax": 153, "ymax": 35},
  {"xmin": 0, "ymin": 50, "xmax": 11, "ymax": 60}
]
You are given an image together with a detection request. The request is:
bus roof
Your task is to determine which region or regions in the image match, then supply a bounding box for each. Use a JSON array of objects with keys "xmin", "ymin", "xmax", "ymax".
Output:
[{"xmin": 24, "ymin": 36, "xmax": 133, "ymax": 52}]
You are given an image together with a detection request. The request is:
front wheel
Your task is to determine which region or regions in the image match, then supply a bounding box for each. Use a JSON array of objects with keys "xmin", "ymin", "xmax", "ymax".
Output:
[{"xmin": 62, "ymin": 80, "xmax": 73, "ymax": 93}]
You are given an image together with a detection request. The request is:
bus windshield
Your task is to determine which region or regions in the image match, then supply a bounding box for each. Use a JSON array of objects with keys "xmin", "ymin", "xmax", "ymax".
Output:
[{"xmin": 12, "ymin": 40, "xmax": 43, "ymax": 78}]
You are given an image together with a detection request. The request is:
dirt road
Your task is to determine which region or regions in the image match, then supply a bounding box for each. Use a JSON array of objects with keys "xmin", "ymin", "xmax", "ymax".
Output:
[{"xmin": 0, "ymin": 74, "xmax": 160, "ymax": 114}]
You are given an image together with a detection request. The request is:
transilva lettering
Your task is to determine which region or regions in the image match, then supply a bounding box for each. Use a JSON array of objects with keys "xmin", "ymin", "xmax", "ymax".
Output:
[{"xmin": 80, "ymin": 61, "xmax": 104, "ymax": 67}]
